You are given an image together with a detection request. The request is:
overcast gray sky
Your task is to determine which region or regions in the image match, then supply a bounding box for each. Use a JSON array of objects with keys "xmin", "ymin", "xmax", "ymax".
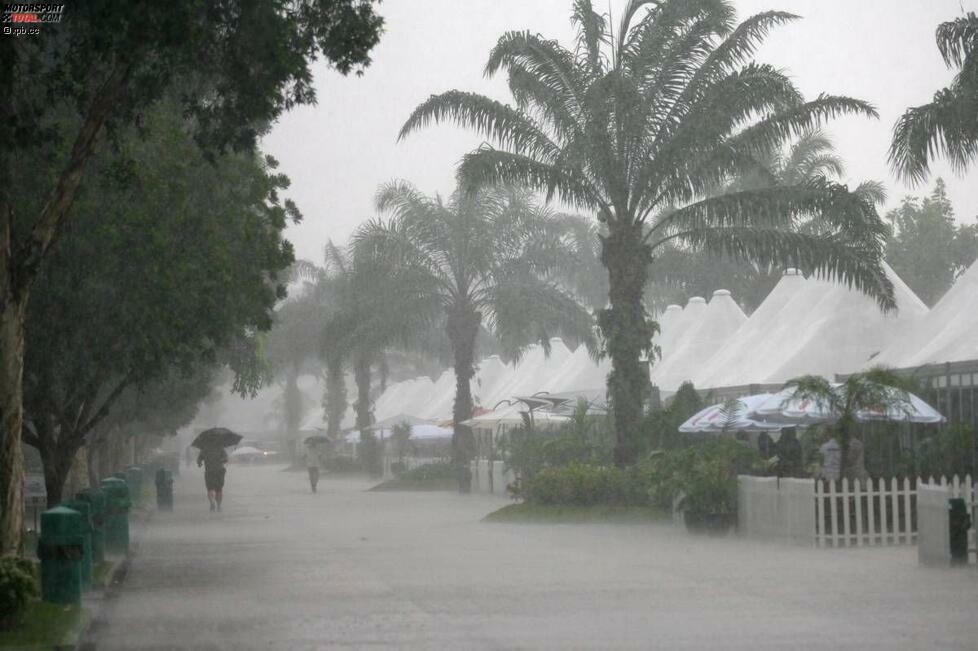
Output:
[{"xmin": 263, "ymin": 0, "xmax": 978, "ymax": 264}]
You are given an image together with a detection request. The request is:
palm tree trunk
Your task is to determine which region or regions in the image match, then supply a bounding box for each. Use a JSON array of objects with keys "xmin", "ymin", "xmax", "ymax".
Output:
[
  {"xmin": 0, "ymin": 295, "xmax": 26, "ymax": 555},
  {"xmin": 599, "ymin": 224, "xmax": 654, "ymax": 467},
  {"xmin": 324, "ymin": 355, "xmax": 346, "ymax": 438},
  {"xmin": 447, "ymin": 304, "xmax": 480, "ymax": 493},
  {"xmin": 353, "ymin": 352, "xmax": 379, "ymax": 475}
]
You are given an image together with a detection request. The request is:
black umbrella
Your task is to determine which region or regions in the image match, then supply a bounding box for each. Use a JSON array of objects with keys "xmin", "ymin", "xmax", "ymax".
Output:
[
  {"xmin": 304, "ymin": 435, "xmax": 331, "ymax": 446},
  {"xmin": 192, "ymin": 427, "xmax": 243, "ymax": 449}
]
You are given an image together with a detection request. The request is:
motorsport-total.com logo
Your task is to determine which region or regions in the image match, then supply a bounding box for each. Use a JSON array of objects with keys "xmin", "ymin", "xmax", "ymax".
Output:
[{"xmin": 2, "ymin": 2, "xmax": 64, "ymax": 36}]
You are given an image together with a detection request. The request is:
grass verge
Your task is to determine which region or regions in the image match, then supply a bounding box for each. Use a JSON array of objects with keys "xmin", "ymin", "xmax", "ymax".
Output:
[
  {"xmin": 369, "ymin": 478, "xmax": 458, "ymax": 492},
  {"xmin": 483, "ymin": 503, "xmax": 667, "ymax": 523},
  {"xmin": 0, "ymin": 601, "xmax": 87, "ymax": 649}
]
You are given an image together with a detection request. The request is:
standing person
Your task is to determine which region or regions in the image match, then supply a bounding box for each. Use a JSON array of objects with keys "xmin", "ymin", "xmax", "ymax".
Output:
[
  {"xmin": 818, "ymin": 431, "xmax": 842, "ymax": 482},
  {"xmin": 305, "ymin": 443, "xmax": 325, "ymax": 493},
  {"xmin": 197, "ymin": 446, "xmax": 228, "ymax": 511}
]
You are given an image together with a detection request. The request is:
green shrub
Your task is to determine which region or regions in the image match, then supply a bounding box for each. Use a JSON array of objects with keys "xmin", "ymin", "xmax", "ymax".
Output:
[
  {"xmin": 521, "ymin": 462, "xmax": 649, "ymax": 506},
  {"xmin": 399, "ymin": 462, "xmax": 455, "ymax": 481},
  {"xmin": 646, "ymin": 438, "xmax": 763, "ymax": 515},
  {"xmin": 0, "ymin": 557, "xmax": 39, "ymax": 629},
  {"xmin": 324, "ymin": 456, "xmax": 362, "ymax": 473}
]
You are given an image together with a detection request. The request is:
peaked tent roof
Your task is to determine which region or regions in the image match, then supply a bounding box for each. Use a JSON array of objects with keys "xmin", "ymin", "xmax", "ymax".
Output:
[
  {"xmin": 873, "ymin": 258, "xmax": 978, "ymax": 368},
  {"xmin": 694, "ymin": 264, "xmax": 926, "ymax": 389},
  {"xmin": 650, "ymin": 290, "xmax": 747, "ymax": 391}
]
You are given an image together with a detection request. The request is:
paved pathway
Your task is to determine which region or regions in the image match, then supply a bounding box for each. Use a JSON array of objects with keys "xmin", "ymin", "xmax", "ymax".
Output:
[{"xmin": 88, "ymin": 464, "xmax": 977, "ymax": 650}]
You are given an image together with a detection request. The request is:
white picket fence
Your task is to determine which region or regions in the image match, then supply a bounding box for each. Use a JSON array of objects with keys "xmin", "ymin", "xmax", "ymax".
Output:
[{"xmin": 814, "ymin": 475, "xmax": 975, "ymax": 548}]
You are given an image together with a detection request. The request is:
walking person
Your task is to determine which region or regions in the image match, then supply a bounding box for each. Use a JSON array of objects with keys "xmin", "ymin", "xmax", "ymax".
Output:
[
  {"xmin": 305, "ymin": 443, "xmax": 326, "ymax": 493},
  {"xmin": 197, "ymin": 446, "xmax": 229, "ymax": 511}
]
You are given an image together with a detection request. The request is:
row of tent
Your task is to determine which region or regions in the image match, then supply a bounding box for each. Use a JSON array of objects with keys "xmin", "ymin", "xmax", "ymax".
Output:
[
  {"xmin": 371, "ymin": 259, "xmax": 978, "ymax": 423},
  {"xmin": 192, "ymin": 258, "xmax": 978, "ymax": 434}
]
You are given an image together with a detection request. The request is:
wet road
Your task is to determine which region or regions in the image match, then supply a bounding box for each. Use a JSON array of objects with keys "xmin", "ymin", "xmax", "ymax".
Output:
[{"xmin": 89, "ymin": 464, "xmax": 977, "ymax": 650}]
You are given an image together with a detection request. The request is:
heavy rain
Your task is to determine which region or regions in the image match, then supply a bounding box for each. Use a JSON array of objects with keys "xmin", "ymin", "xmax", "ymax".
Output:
[{"xmin": 1, "ymin": 1, "xmax": 977, "ymax": 649}]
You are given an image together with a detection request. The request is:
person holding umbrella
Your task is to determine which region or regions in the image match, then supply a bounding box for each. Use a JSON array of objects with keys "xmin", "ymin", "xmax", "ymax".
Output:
[
  {"xmin": 192, "ymin": 428, "xmax": 242, "ymax": 511},
  {"xmin": 303, "ymin": 435, "xmax": 329, "ymax": 493}
]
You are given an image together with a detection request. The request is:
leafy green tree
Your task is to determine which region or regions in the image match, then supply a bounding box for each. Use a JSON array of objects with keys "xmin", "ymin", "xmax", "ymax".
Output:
[
  {"xmin": 355, "ymin": 182, "xmax": 595, "ymax": 489},
  {"xmin": 0, "ymin": 0, "xmax": 383, "ymax": 554},
  {"xmin": 886, "ymin": 180, "xmax": 978, "ymax": 305},
  {"xmin": 890, "ymin": 13, "xmax": 978, "ymax": 183},
  {"xmin": 399, "ymin": 0, "xmax": 894, "ymax": 464},
  {"xmin": 18, "ymin": 102, "xmax": 296, "ymax": 506}
]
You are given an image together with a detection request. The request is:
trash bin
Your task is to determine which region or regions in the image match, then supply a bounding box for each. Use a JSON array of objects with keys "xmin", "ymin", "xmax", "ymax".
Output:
[
  {"xmin": 75, "ymin": 488, "xmax": 107, "ymax": 565},
  {"xmin": 37, "ymin": 506, "xmax": 85, "ymax": 605},
  {"xmin": 155, "ymin": 468, "xmax": 174, "ymax": 511},
  {"xmin": 100, "ymin": 477, "xmax": 131, "ymax": 555},
  {"xmin": 125, "ymin": 465, "xmax": 145, "ymax": 505},
  {"xmin": 58, "ymin": 499, "xmax": 94, "ymax": 589},
  {"xmin": 949, "ymin": 497, "xmax": 971, "ymax": 566}
]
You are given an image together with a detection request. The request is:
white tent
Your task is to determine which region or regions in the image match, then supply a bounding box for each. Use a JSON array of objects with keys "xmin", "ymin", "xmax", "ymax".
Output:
[
  {"xmin": 472, "ymin": 355, "xmax": 515, "ymax": 408},
  {"xmin": 550, "ymin": 345, "xmax": 611, "ymax": 393},
  {"xmin": 650, "ymin": 289, "xmax": 747, "ymax": 391},
  {"xmin": 498, "ymin": 338, "xmax": 572, "ymax": 400},
  {"xmin": 657, "ymin": 296, "xmax": 707, "ymax": 361},
  {"xmin": 693, "ymin": 264, "xmax": 927, "ymax": 389},
  {"xmin": 654, "ymin": 304, "xmax": 683, "ymax": 359},
  {"xmin": 873, "ymin": 259, "xmax": 978, "ymax": 368},
  {"xmin": 418, "ymin": 369, "xmax": 456, "ymax": 420},
  {"xmin": 482, "ymin": 344, "xmax": 546, "ymax": 407}
]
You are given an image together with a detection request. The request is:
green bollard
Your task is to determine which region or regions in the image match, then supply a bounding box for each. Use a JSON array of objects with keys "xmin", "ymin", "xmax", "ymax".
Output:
[
  {"xmin": 155, "ymin": 468, "xmax": 174, "ymax": 511},
  {"xmin": 75, "ymin": 488, "xmax": 107, "ymax": 566},
  {"xmin": 125, "ymin": 465, "xmax": 144, "ymax": 505},
  {"xmin": 37, "ymin": 506, "xmax": 84, "ymax": 605},
  {"xmin": 58, "ymin": 499, "xmax": 93, "ymax": 589},
  {"xmin": 949, "ymin": 498, "xmax": 971, "ymax": 566},
  {"xmin": 100, "ymin": 477, "xmax": 131, "ymax": 555}
]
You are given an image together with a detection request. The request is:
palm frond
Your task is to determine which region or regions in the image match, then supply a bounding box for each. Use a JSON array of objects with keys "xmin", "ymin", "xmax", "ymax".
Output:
[
  {"xmin": 889, "ymin": 87, "xmax": 978, "ymax": 184},
  {"xmin": 936, "ymin": 13, "xmax": 978, "ymax": 68}
]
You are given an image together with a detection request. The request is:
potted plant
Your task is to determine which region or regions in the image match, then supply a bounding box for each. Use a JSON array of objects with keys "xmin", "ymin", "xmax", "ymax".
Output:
[{"xmin": 677, "ymin": 457, "xmax": 738, "ymax": 535}]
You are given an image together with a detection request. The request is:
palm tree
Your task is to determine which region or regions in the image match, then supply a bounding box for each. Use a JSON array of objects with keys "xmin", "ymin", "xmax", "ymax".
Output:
[
  {"xmin": 320, "ymin": 240, "xmax": 440, "ymax": 474},
  {"xmin": 399, "ymin": 0, "xmax": 894, "ymax": 464},
  {"xmin": 890, "ymin": 13, "xmax": 978, "ymax": 183},
  {"xmin": 781, "ymin": 368, "xmax": 918, "ymax": 477},
  {"xmin": 353, "ymin": 182, "xmax": 595, "ymax": 490}
]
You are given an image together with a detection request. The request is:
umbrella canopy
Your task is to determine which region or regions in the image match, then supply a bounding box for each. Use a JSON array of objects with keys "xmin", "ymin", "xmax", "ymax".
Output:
[
  {"xmin": 304, "ymin": 435, "xmax": 331, "ymax": 446},
  {"xmin": 460, "ymin": 405, "xmax": 570, "ymax": 429},
  {"xmin": 230, "ymin": 446, "xmax": 264, "ymax": 457},
  {"xmin": 749, "ymin": 384, "xmax": 945, "ymax": 424},
  {"xmin": 192, "ymin": 427, "xmax": 243, "ymax": 449},
  {"xmin": 365, "ymin": 413, "xmax": 432, "ymax": 430},
  {"xmin": 679, "ymin": 394, "xmax": 787, "ymax": 433}
]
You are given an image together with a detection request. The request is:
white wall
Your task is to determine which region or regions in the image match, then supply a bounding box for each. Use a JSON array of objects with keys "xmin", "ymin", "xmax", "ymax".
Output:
[{"xmin": 737, "ymin": 476, "xmax": 816, "ymax": 546}]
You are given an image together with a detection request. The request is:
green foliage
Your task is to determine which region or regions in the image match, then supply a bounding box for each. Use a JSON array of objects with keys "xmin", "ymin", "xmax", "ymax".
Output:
[
  {"xmin": 886, "ymin": 180, "xmax": 978, "ymax": 306},
  {"xmin": 324, "ymin": 455, "xmax": 362, "ymax": 474},
  {"xmin": 890, "ymin": 13, "xmax": 978, "ymax": 183},
  {"xmin": 0, "ymin": 557, "xmax": 39, "ymax": 629},
  {"xmin": 398, "ymin": 462, "xmax": 456, "ymax": 481},
  {"xmin": 521, "ymin": 462, "xmax": 650, "ymax": 507},
  {"xmin": 501, "ymin": 404, "xmax": 614, "ymax": 480},
  {"xmin": 916, "ymin": 425, "xmax": 976, "ymax": 479},
  {"xmin": 391, "ymin": 421, "xmax": 414, "ymax": 461},
  {"xmin": 641, "ymin": 382, "xmax": 703, "ymax": 451},
  {"xmin": 647, "ymin": 439, "xmax": 763, "ymax": 515}
]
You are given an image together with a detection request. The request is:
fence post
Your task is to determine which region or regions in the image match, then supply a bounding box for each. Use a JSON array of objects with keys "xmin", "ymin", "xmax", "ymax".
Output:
[
  {"xmin": 815, "ymin": 480, "xmax": 824, "ymax": 547},
  {"xmin": 853, "ymin": 478, "xmax": 863, "ymax": 547},
  {"xmin": 841, "ymin": 478, "xmax": 851, "ymax": 547}
]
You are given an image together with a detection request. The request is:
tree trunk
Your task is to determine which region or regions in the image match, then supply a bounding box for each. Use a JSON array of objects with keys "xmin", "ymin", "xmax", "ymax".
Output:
[
  {"xmin": 447, "ymin": 304, "xmax": 480, "ymax": 493},
  {"xmin": 353, "ymin": 352, "xmax": 379, "ymax": 475},
  {"xmin": 39, "ymin": 444, "xmax": 74, "ymax": 508},
  {"xmin": 599, "ymin": 224, "xmax": 654, "ymax": 467},
  {"xmin": 324, "ymin": 355, "xmax": 346, "ymax": 438},
  {"xmin": 0, "ymin": 297, "xmax": 26, "ymax": 555}
]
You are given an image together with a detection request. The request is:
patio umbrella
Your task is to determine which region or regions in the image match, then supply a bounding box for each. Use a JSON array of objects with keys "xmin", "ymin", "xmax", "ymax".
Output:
[
  {"xmin": 365, "ymin": 413, "xmax": 432, "ymax": 430},
  {"xmin": 749, "ymin": 384, "xmax": 945, "ymax": 424},
  {"xmin": 304, "ymin": 435, "xmax": 331, "ymax": 446},
  {"xmin": 192, "ymin": 427, "xmax": 243, "ymax": 449},
  {"xmin": 679, "ymin": 394, "xmax": 789, "ymax": 433},
  {"xmin": 230, "ymin": 446, "xmax": 263, "ymax": 457}
]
